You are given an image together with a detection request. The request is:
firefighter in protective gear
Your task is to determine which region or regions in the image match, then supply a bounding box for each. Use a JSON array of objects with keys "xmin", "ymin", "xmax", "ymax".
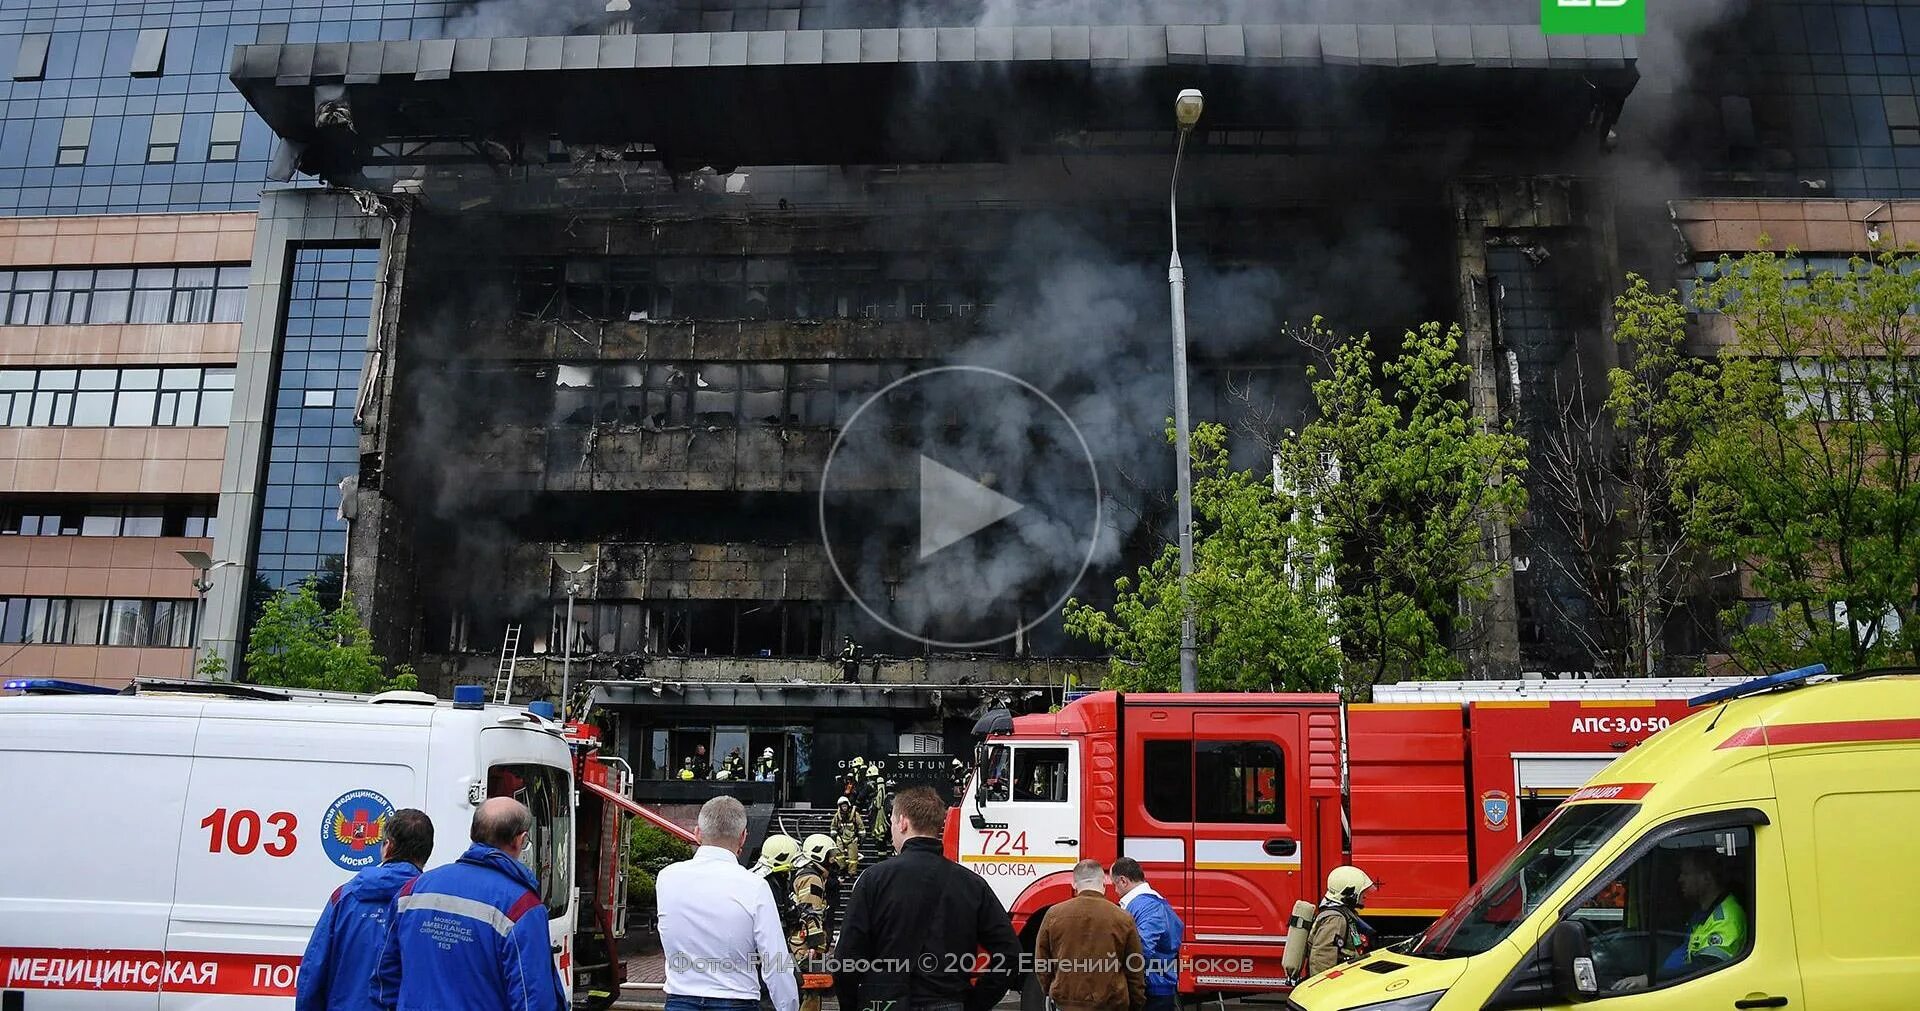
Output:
[
  {"xmin": 1306, "ymin": 865, "xmax": 1378, "ymax": 978},
  {"xmin": 788, "ymin": 837, "xmax": 836, "ymax": 1011},
  {"xmin": 677, "ymin": 757, "xmax": 696, "ymax": 781},
  {"xmin": 865, "ymin": 765, "xmax": 890, "ymax": 841},
  {"xmin": 830, "ymin": 795, "xmax": 863, "ymax": 874},
  {"xmin": 755, "ymin": 747, "xmax": 779, "ymax": 783}
]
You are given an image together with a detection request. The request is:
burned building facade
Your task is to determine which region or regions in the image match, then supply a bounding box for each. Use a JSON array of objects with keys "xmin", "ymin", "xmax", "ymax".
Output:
[{"xmin": 29, "ymin": 0, "xmax": 1869, "ymax": 792}]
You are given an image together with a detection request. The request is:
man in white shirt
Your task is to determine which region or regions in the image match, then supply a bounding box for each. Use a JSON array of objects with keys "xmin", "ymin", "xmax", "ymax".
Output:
[{"xmin": 657, "ymin": 796, "xmax": 800, "ymax": 1011}]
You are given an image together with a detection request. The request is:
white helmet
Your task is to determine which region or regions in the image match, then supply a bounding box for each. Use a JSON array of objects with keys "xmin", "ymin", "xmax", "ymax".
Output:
[
  {"xmin": 1325, "ymin": 865, "xmax": 1378, "ymax": 908},
  {"xmin": 802, "ymin": 833, "xmax": 838, "ymax": 865},
  {"xmin": 754, "ymin": 834, "xmax": 800, "ymax": 876},
  {"xmin": 762, "ymin": 747, "xmax": 775, "ymax": 758}
]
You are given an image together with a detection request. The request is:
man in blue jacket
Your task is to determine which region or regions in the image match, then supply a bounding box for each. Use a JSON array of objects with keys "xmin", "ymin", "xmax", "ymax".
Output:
[
  {"xmin": 372, "ymin": 797, "xmax": 567, "ymax": 1011},
  {"xmin": 296, "ymin": 808, "xmax": 434, "ymax": 1011},
  {"xmin": 1112, "ymin": 858, "xmax": 1185, "ymax": 1011}
]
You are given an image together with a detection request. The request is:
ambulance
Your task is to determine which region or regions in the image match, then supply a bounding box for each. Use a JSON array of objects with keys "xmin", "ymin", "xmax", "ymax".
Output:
[
  {"xmin": 0, "ymin": 678, "xmax": 579, "ymax": 1008},
  {"xmin": 1288, "ymin": 666, "xmax": 1920, "ymax": 1011}
]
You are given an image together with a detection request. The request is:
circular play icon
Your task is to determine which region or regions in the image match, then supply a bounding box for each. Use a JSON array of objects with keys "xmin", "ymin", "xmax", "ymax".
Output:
[{"xmin": 818, "ymin": 366, "xmax": 1102, "ymax": 650}]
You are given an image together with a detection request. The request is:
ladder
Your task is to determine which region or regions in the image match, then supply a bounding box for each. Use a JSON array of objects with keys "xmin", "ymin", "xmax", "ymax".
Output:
[{"xmin": 491, "ymin": 624, "xmax": 523, "ymax": 704}]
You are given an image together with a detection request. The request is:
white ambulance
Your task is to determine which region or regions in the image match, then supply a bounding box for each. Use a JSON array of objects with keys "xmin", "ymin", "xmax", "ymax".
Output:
[{"xmin": 0, "ymin": 678, "xmax": 577, "ymax": 1008}]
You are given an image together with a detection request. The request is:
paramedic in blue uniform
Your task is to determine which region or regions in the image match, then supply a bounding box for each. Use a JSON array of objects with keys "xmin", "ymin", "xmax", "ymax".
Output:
[
  {"xmin": 372, "ymin": 796, "xmax": 567, "ymax": 1011},
  {"xmin": 296, "ymin": 808, "xmax": 433, "ymax": 1011}
]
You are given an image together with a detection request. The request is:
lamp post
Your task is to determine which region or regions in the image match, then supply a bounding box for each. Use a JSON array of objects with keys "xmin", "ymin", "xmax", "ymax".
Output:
[
  {"xmin": 1168, "ymin": 88, "xmax": 1204, "ymax": 693},
  {"xmin": 178, "ymin": 550, "xmax": 237, "ymax": 678},
  {"xmin": 550, "ymin": 552, "xmax": 597, "ymax": 722}
]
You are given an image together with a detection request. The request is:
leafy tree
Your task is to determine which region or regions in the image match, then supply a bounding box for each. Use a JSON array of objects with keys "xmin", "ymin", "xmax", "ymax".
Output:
[
  {"xmin": 244, "ymin": 581, "xmax": 416, "ymax": 693},
  {"xmin": 1067, "ymin": 321, "xmax": 1528, "ymax": 694},
  {"xmin": 624, "ymin": 823, "xmax": 694, "ymax": 909},
  {"xmin": 1676, "ymin": 250, "xmax": 1920, "ymax": 672},
  {"xmin": 1279, "ymin": 321, "xmax": 1530, "ymax": 690},
  {"xmin": 1064, "ymin": 421, "xmax": 1341, "ymax": 693}
]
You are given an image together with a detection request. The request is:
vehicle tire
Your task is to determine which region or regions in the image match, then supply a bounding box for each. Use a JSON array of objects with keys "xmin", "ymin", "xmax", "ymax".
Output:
[{"xmin": 1021, "ymin": 970, "xmax": 1046, "ymax": 1011}]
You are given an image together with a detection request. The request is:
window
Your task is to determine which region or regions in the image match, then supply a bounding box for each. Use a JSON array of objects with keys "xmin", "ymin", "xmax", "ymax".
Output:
[
  {"xmin": 147, "ymin": 114, "xmax": 182, "ymax": 164},
  {"xmin": 1887, "ymin": 97, "xmax": 1920, "ymax": 146},
  {"xmin": 0, "ymin": 264, "xmax": 247, "ymax": 327},
  {"xmin": 1011, "ymin": 747, "xmax": 1068, "ymax": 802},
  {"xmin": 0, "ymin": 367, "xmax": 236, "ymax": 428},
  {"xmin": 2, "ymin": 501, "xmax": 215, "ymax": 538},
  {"xmin": 1142, "ymin": 739, "xmax": 1193, "ymax": 823},
  {"xmin": 57, "ymin": 118, "xmax": 92, "ymax": 167},
  {"xmin": 130, "ymin": 28, "xmax": 168, "ymax": 77},
  {"xmin": 14, "ymin": 34, "xmax": 49, "ymax": 81},
  {"xmin": 980, "ymin": 744, "xmax": 1011, "ymax": 803},
  {"xmin": 1414, "ymin": 803, "xmax": 1639, "ymax": 960},
  {"xmin": 1569, "ymin": 825, "xmax": 1757, "ymax": 994},
  {"xmin": 208, "ymin": 112, "xmax": 244, "ymax": 162},
  {"xmin": 1195, "ymin": 740, "xmax": 1284, "ymax": 823},
  {"xmin": 0, "ymin": 596, "xmax": 195, "ymax": 646},
  {"xmin": 487, "ymin": 763, "xmax": 572, "ymax": 918}
]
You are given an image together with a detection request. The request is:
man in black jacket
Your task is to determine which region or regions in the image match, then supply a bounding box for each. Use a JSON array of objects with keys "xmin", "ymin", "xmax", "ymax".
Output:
[{"xmin": 831, "ymin": 785, "xmax": 1020, "ymax": 1011}]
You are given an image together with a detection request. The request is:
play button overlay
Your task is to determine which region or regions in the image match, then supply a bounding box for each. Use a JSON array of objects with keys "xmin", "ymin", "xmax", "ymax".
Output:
[
  {"xmin": 919, "ymin": 456, "xmax": 1025, "ymax": 560},
  {"xmin": 820, "ymin": 366, "xmax": 1102, "ymax": 650}
]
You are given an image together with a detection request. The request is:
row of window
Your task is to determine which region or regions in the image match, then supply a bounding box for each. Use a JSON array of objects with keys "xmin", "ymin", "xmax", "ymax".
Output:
[
  {"xmin": 545, "ymin": 361, "xmax": 914, "ymax": 429},
  {"xmin": 0, "ymin": 265, "xmax": 248, "ymax": 326},
  {"xmin": 48, "ymin": 111, "xmax": 247, "ymax": 166},
  {"xmin": 537, "ymin": 599, "xmax": 828, "ymax": 659},
  {"xmin": 17, "ymin": 28, "xmax": 168, "ymax": 82},
  {"xmin": 517, "ymin": 259, "xmax": 996, "ymax": 324},
  {"xmin": 0, "ymin": 595, "xmax": 197, "ymax": 647},
  {"xmin": 1, "ymin": 500, "xmax": 214, "ymax": 537},
  {"xmin": 0, "ymin": 366, "xmax": 235, "ymax": 428}
]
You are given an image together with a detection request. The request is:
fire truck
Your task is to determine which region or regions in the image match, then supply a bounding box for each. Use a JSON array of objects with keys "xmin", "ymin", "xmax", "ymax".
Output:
[{"xmin": 948, "ymin": 678, "xmax": 1745, "ymax": 1007}]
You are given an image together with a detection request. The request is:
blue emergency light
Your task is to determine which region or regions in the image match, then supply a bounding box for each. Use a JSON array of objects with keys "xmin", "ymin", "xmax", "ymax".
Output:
[
  {"xmin": 2, "ymin": 678, "xmax": 120, "ymax": 695},
  {"xmin": 1688, "ymin": 663, "xmax": 1829, "ymax": 707},
  {"xmin": 528, "ymin": 701, "xmax": 556, "ymax": 720},
  {"xmin": 453, "ymin": 684, "xmax": 486, "ymax": 709}
]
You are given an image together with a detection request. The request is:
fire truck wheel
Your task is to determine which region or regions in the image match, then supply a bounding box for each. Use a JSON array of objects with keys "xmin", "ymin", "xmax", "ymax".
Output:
[{"xmin": 1019, "ymin": 969, "xmax": 1046, "ymax": 1011}]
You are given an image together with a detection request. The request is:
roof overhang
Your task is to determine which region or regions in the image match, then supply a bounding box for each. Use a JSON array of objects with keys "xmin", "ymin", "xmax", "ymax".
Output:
[
  {"xmin": 588, "ymin": 678, "xmax": 995, "ymax": 714},
  {"xmin": 231, "ymin": 24, "xmax": 1638, "ymax": 185}
]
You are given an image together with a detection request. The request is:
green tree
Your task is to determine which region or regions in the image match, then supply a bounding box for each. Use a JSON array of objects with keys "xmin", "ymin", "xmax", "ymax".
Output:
[
  {"xmin": 624, "ymin": 823, "xmax": 694, "ymax": 909},
  {"xmin": 244, "ymin": 581, "xmax": 416, "ymax": 693},
  {"xmin": 1280, "ymin": 321, "xmax": 1530, "ymax": 689},
  {"xmin": 1676, "ymin": 250, "xmax": 1920, "ymax": 672},
  {"xmin": 1063, "ymin": 421, "xmax": 1341, "ymax": 693}
]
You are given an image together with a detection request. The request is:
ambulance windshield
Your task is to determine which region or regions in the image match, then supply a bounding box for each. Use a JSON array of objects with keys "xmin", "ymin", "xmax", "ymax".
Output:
[{"xmin": 1409, "ymin": 802, "xmax": 1636, "ymax": 959}]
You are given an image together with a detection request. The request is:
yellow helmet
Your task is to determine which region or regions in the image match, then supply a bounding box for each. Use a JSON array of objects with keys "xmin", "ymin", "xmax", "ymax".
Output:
[
  {"xmin": 755, "ymin": 834, "xmax": 800, "ymax": 875},
  {"xmin": 1325, "ymin": 865, "xmax": 1378, "ymax": 907},
  {"xmin": 802, "ymin": 833, "xmax": 838, "ymax": 865}
]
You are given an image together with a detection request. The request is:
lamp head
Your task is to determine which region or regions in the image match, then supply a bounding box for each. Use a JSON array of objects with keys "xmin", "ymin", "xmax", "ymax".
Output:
[
  {"xmin": 550, "ymin": 551, "xmax": 596, "ymax": 575},
  {"xmin": 1174, "ymin": 88, "xmax": 1205, "ymax": 130}
]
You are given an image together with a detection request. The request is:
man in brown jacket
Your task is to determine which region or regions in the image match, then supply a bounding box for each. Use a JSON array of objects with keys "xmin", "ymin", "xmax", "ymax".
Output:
[{"xmin": 1033, "ymin": 859, "xmax": 1145, "ymax": 1011}]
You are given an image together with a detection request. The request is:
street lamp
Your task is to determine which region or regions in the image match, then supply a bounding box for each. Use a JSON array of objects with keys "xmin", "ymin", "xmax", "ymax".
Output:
[
  {"xmin": 178, "ymin": 550, "xmax": 238, "ymax": 678},
  {"xmin": 1168, "ymin": 88, "xmax": 1203, "ymax": 693},
  {"xmin": 550, "ymin": 551, "xmax": 597, "ymax": 722}
]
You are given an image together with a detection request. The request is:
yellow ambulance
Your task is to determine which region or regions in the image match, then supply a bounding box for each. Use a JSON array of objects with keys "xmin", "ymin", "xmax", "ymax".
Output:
[{"xmin": 1287, "ymin": 665, "xmax": 1920, "ymax": 1011}]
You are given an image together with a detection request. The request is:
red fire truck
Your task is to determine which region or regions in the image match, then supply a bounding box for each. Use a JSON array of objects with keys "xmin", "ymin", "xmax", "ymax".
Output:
[{"xmin": 947, "ymin": 678, "xmax": 1740, "ymax": 1005}]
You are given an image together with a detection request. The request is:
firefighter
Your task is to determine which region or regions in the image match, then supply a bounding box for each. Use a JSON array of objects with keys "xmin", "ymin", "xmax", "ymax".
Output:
[
  {"xmin": 717, "ymin": 748, "xmax": 745, "ymax": 782},
  {"xmin": 755, "ymin": 747, "xmax": 779, "ymax": 783},
  {"xmin": 830, "ymin": 795, "xmax": 863, "ymax": 875},
  {"xmin": 865, "ymin": 765, "xmax": 890, "ymax": 842},
  {"xmin": 1306, "ymin": 865, "xmax": 1379, "ymax": 978},
  {"xmin": 949, "ymin": 757, "xmax": 967, "ymax": 795},
  {"xmin": 677, "ymin": 757, "xmax": 696, "ymax": 781},
  {"xmin": 690, "ymin": 744, "xmax": 711, "ymax": 779}
]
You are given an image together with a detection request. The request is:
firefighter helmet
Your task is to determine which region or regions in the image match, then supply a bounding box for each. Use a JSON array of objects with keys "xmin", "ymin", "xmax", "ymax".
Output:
[
  {"xmin": 755, "ymin": 834, "xmax": 800, "ymax": 875},
  {"xmin": 1325, "ymin": 865, "xmax": 1378, "ymax": 907},
  {"xmin": 836, "ymin": 795, "xmax": 852, "ymax": 807},
  {"xmin": 802, "ymin": 833, "xmax": 838, "ymax": 865}
]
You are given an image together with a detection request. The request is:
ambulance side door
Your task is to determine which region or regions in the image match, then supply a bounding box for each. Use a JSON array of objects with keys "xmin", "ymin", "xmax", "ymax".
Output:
[
  {"xmin": 165, "ymin": 713, "xmax": 423, "ymax": 1007},
  {"xmin": 478, "ymin": 727, "xmax": 577, "ymax": 1001},
  {"xmin": 1187, "ymin": 711, "xmax": 1301, "ymax": 986}
]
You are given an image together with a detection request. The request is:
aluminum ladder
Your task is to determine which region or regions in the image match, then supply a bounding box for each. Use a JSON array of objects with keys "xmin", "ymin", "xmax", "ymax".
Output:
[{"xmin": 491, "ymin": 624, "xmax": 523, "ymax": 704}]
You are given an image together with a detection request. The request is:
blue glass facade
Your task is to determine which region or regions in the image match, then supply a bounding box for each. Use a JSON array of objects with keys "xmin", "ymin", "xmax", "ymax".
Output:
[{"xmin": 252, "ymin": 243, "xmax": 374, "ymax": 597}]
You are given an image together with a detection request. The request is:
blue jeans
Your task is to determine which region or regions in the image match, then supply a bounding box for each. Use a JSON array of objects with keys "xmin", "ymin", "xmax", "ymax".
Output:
[
  {"xmin": 665, "ymin": 997, "xmax": 760, "ymax": 1011},
  {"xmin": 1145, "ymin": 994, "xmax": 1179, "ymax": 1011}
]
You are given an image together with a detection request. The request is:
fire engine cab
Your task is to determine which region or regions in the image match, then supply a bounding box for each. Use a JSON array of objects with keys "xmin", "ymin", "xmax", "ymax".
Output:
[{"xmin": 951, "ymin": 679, "xmax": 1743, "ymax": 1006}]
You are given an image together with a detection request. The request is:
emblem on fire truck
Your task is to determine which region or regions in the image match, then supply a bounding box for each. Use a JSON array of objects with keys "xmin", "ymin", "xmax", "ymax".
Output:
[
  {"xmin": 1481, "ymin": 790, "xmax": 1511, "ymax": 831},
  {"xmin": 322, "ymin": 789, "xmax": 394, "ymax": 871}
]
